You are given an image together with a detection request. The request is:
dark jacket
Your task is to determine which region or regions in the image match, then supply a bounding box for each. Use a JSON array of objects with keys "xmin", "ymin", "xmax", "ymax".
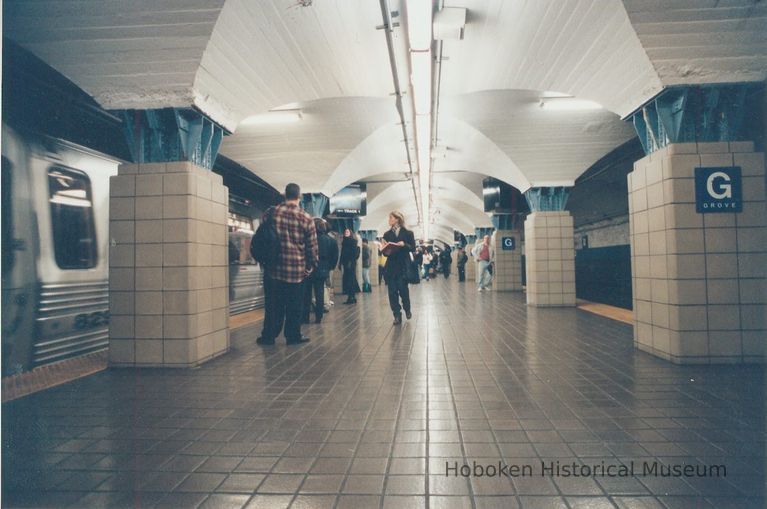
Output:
[
  {"xmin": 339, "ymin": 236, "xmax": 360, "ymax": 294},
  {"xmin": 383, "ymin": 226, "xmax": 415, "ymax": 281},
  {"xmin": 339, "ymin": 236, "xmax": 360, "ymax": 269},
  {"xmin": 316, "ymin": 232, "xmax": 339, "ymax": 278},
  {"xmin": 457, "ymin": 251, "xmax": 468, "ymax": 268},
  {"xmin": 361, "ymin": 244, "xmax": 371, "ymax": 268}
]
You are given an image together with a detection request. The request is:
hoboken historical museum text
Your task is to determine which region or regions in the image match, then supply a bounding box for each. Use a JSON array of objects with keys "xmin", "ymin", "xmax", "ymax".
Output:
[{"xmin": 446, "ymin": 460, "xmax": 726, "ymax": 479}]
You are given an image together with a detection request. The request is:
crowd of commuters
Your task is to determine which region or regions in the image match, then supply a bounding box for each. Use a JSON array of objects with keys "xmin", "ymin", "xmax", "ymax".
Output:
[{"xmin": 254, "ymin": 183, "xmax": 496, "ymax": 346}]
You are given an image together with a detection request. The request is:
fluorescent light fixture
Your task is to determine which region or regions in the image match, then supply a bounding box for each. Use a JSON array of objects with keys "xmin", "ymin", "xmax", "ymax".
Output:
[
  {"xmin": 539, "ymin": 98, "xmax": 602, "ymax": 111},
  {"xmin": 415, "ymin": 114, "xmax": 431, "ymax": 237},
  {"xmin": 240, "ymin": 109, "xmax": 303, "ymax": 126},
  {"xmin": 406, "ymin": 0, "xmax": 433, "ymax": 50},
  {"xmin": 406, "ymin": 0, "xmax": 433, "ymax": 236},
  {"xmin": 410, "ymin": 50, "xmax": 432, "ymax": 115}
]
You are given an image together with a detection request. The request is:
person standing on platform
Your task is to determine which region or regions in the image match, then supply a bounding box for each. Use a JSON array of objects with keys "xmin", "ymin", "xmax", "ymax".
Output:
[
  {"xmin": 472, "ymin": 235, "xmax": 495, "ymax": 292},
  {"xmin": 303, "ymin": 219, "xmax": 338, "ymax": 324},
  {"xmin": 377, "ymin": 248, "xmax": 387, "ymax": 285},
  {"xmin": 422, "ymin": 250, "xmax": 433, "ymax": 281},
  {"xmin": 440, "ymin": 247, "xmax": 453, "ymax": 279},
  {"xmin": 456, "ymin": 247, "xmax": 468, "ymax": 282},
  {"xmin": 339, "ymin": 229, "xmax": 360, "ymax": 304},
  {"xmin": 258, "ymin": 183, "xmax": 318, "ymax": 345},
  {"xmin": 381, "ymin": 211, "xmax": 415, "ymax": 325},
  {"xmin": 414, "ymin": 247, "xmax": 424, "ymax": 281},
  {"xmin": 361, "ymin": 238, "xmax": 372, "ymax": 293}
]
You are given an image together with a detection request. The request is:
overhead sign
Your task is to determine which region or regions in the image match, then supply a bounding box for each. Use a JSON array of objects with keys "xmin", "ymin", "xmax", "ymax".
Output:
[
  {"xmin": 501, "ymin": 236, "xmax": 515, "ymax": 251},
  {"xmin": 695, "ymin": 167, "xmax": 742, "ymax": 213}
]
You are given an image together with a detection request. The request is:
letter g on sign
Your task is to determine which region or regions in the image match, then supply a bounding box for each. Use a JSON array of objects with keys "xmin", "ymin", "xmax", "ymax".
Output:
[{"xmin": 706, "ymin": 171, "xmax": 732, "ymax": 199}]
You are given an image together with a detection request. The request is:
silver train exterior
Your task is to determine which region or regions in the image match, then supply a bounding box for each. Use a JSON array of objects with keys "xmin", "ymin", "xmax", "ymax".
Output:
[{"xmin": 1, "ymin": 125, "xmax": 265, "ymax": 374}]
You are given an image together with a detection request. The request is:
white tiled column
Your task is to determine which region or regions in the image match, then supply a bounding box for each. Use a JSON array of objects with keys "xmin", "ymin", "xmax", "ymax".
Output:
[
  {"xmin": 524, "ymin": 212, "xmax": 576, "ymax": 306},
  {"xmin": 108, "ymin": 161, "xmax": 230, "ymax": 368},
  {"xmin": 492, "ymin": 230, "xmax": 523, "ymax": 291},
  {"xmin": 629, "ymin": 141, "xmax": 766, "ymax": 364},
  {"xmin": 466, "ymin": 248, "xmax": 476, "ymax": 281}
]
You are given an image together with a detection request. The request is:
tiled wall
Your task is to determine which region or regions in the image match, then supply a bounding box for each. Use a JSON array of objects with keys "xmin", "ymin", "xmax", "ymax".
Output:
[
  {"xmin": 465, "ymin": 248, "xmax": 476, "ymax": 281},
  {"xmin": 108, "ymin": 161, "xmax": 230, "ymax": 368},
  {"xmin": 629, "ymin": 142, "xmax": 766, "ymax": 364},
  {"xmin": 492, "ymin": 230, "xmax": 523, "ymax": 291},
  {"xmin": 524, "ymin": 211, "xmax": 576, "ymax": 307}
]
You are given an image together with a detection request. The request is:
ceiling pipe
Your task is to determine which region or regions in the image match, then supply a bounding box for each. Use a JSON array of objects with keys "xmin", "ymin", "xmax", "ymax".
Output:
[{"xmin": 378, "ymin": 0, "xmax": 422, "ymax": 227}]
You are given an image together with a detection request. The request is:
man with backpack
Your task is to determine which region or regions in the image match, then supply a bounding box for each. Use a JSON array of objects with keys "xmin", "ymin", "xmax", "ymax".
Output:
[{"xmin": 254, "ymin": 183, "xmax": 318, "ymax": 345}]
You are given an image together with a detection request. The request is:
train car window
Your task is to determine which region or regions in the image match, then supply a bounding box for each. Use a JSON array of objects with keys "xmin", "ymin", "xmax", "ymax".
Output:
[
  {"xmin": 47, "ymin": 166, "xmax": 98, "ymax": 269},
  {"xmin": 1, "ymin": 157, "xmax": 14, "ymax": 275}
]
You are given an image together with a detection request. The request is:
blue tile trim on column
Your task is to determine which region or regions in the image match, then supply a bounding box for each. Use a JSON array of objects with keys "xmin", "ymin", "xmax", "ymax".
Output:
[
  {"xmin": 117, "ymin": 108, "xmax": 227, "ymax": 169},
  {"xmin": 301, "ymin": 193, "xmax": 329, "ymax": 218},
  {"xmin": 524, "ymin": 187, "xmax": 570, "ymax": 212},
  {"xmin": 475, "ymin": 227, "xmax": 494, "ymax": 238},
  {"xmin": 628, "ymin": 83, "xmax": 755, "ymax": 155},
  {"xmin": 329, "ymin": 217, "xmax": 360, "ymax": 233},
  {"xmin": 358, "ymin": 230, "xmax": 378, "ymax": 241},
  {"xmin": 492, "ymin": 213, "xmax": 524, "ymax": 230}
]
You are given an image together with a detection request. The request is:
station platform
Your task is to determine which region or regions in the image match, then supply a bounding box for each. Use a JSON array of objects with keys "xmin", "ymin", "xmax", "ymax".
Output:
[{"xmin": 3, "ymin": 279, "xmax": 764, "ymax": 509}]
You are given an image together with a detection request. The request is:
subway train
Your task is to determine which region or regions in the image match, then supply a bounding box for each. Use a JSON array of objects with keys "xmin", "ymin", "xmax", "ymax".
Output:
[{"xmin": 1, "ymin": 125, "xmax": 265, "ymax": 375}]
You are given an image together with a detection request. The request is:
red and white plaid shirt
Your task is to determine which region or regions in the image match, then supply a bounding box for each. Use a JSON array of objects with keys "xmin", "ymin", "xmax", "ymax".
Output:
[{"xmin": 266, "ymin": 202, "xmax": 318, "ymax": 283}]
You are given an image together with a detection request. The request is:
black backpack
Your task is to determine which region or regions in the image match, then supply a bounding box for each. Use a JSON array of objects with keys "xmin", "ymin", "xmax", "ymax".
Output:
[{"xmin": 250, "ymin": 209, "xmax": 280, "ymax": 268}]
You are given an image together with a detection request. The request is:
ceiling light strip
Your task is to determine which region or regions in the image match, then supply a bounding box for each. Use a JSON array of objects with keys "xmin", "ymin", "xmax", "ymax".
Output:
[{"xmin": 406, "ymin": 0, "xmax": 433, "ymax": 239}]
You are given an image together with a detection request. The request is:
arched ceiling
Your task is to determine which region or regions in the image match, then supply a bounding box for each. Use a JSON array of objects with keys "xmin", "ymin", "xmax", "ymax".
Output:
[{"xmin": 4, "ymin": 0, "xmax": 765, "ymax": 239}]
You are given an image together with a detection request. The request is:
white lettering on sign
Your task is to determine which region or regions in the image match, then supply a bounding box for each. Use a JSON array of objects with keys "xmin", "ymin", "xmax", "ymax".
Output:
[{"xmin": 706, "ymin": 172, "xmax": 732, "ymax": 200}]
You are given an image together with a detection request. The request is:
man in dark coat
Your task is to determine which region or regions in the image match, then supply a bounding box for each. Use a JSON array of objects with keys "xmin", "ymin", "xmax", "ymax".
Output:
[{"xmin": 381, "ymin": 211, "xmax": 415, "ymax": 325}]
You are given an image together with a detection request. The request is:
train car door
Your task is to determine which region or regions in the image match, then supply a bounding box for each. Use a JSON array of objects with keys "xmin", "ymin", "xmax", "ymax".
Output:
[{"xmin": 1, "ymin": 127, "xmax": 39, "ymax": 374}]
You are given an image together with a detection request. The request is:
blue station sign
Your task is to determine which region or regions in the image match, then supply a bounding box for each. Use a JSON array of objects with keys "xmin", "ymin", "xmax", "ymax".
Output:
[
  {"xmin": 694, "ymin": 167, "xmax": 742, "ymax": 213},
  {"xmin": 501, "ymin": 236, "xmax": 516, "ymax": 251}
]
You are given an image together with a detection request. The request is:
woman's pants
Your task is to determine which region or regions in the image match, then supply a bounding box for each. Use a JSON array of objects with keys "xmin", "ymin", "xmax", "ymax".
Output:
[
  {"xmin": 378, "ymin": 266, "xmax": 385, "ymax": 285},
  {"xmin": 362, "ymin": 267, "xmax": 370, "ymax": 286},
  {"xmin": 387, "ymin": 275, "xmax": 410, "ymax": 316},
  {"xmin": 477, "ymin": 260, "xmax": 492, "ymax": 289}
]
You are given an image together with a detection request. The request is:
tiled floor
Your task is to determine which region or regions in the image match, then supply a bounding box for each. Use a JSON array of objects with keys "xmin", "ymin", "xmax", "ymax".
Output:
[{"xmin": 3, "ymin": 279, "xmax": 765, "ymax": 508}]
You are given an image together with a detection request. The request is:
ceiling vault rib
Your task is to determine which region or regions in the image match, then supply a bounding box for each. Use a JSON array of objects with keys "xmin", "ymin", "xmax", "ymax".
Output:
[{"xmin": 378, "ymin": 0, "xmax": 421, "ymax": 226}]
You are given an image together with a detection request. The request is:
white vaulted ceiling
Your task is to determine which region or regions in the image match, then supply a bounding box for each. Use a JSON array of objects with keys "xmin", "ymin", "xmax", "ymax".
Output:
[
  {"xmin": 4, "ymin": 0, "xmax": 765, "ymax": 241},
  {"xmin": 623, "ymin": 0, "xmax": 767, "ymax": 86}
]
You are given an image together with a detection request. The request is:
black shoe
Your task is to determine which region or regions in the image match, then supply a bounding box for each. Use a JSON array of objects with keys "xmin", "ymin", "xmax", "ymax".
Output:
[
  {"xmin": 393, "ymin": 314, "xmax": 402, "ymax": 325},
  {"xmin": 286, "ymin": 336, "xmax": 310, "ymax": 345},
  {"xmin": 256, "ymin": 337, "xmax": 275, "ymax": 346},
  {"xmin": 405, "ymin": 310, "xmax": 412, "ymax": 320},
  {"xmin": 344, "ymin": 298, "xmax": 353, "ymax": 304}
]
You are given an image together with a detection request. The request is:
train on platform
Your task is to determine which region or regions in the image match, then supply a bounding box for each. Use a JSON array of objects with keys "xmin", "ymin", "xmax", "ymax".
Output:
[{"xmin": 1, "ymin": 124, "xmax": 269, "ymax": 375}]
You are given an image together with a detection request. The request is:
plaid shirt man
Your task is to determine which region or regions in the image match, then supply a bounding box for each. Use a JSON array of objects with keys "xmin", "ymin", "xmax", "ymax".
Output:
[{"xmin": 266, "ymin": 202, "xmax": 318, "ymax": 283}]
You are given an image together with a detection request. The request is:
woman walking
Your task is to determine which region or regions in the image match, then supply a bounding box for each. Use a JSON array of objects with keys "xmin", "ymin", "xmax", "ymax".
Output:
[
  {"xmin": 339, "ymin": 229, "xmax": 360, "ymax": 304},
  {"xmin": 381, "ymin": 211, "xmax": 415, "ymax": 324}
]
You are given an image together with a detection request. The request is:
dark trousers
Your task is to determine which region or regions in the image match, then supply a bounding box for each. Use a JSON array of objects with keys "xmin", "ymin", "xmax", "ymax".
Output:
[
  {"xmin": 387, "ymin": 275, "xmax": 410, "ymax": 316},
  {"xmin": 302, "ymin": 275, "xmax": 325, "ymax": 322},
  {"xmin": 458, "ymin": 266, "xmax": 466, "ymax": 281},
  {"xmin": 261, "ymin": 277, "xmax": 304, "ymax": 341},
  {"xmin": 378, "ymin": 266, "xmax": 385, "ymax": 285}
]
